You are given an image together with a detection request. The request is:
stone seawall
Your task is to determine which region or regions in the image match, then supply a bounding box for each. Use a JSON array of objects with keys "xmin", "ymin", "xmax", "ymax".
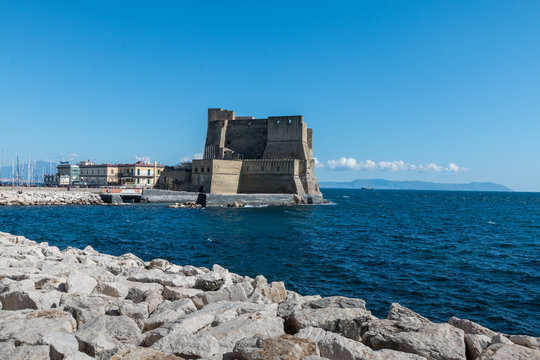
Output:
[
  {"xmin": 0, "ymin": 190, "xmax": 103, "ymax": 206},
  {"xmin": 0, "ymin": 231, "xmax": 538, "ymax": 360}
]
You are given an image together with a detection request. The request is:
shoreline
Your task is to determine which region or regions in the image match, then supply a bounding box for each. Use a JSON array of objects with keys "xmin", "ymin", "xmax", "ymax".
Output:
[
  {"xmin": 0, "ymin": 231, "xmax": 538, "ymax": 360},
  {"xmin": 0, "ymin": 188, "xmax": 326, "ymax": 207}
]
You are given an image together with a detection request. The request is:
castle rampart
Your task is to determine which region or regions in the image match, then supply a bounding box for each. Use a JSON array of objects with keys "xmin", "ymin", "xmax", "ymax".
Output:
[{"xmin": 172, "ymin": 108, "xmax": 320, "ymax": 195}]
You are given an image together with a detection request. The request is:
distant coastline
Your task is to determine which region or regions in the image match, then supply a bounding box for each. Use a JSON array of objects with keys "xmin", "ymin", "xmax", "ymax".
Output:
[{"xmin": 319, "ymin": 179, "xmax": 512, "ymax": 192}]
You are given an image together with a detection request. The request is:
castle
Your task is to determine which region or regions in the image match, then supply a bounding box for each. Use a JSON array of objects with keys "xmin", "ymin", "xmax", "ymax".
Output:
[{"xmin": 161, "ymin": 108, "xmax": 321, "ymax": 195}]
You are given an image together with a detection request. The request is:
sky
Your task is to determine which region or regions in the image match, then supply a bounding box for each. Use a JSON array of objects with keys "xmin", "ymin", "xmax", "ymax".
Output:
[{"xmin": 0, "ymin": 1, "xmax": 539, "ymax": 191}]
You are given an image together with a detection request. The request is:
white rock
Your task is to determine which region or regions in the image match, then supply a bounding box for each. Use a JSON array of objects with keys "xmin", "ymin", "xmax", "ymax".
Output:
[{"xmin": 65, "ymin": 271, "xmax": 98, "ymax": 294}]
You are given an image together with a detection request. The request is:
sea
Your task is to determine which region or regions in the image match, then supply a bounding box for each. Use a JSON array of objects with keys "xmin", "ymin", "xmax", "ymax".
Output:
[{"xmin": 1, "ymin": 189, "xmax": 538, "ymax": 336}]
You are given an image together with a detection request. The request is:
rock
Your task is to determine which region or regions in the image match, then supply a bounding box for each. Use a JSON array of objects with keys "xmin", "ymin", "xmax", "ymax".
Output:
[
  {"xmin": 0, "ymin": 344, "xmax": 51, "ymax": 360},
  {"xmin": 0, "ymin": 278, "xmax": 35, "ymax": 293},
  {"xmin": 194, "ymin": 271, "xmax": 227, "ymax": 291},
  {"xmin": 0, "ymin": 289, "xmax": 62, "ymax": 310},
  {"xmin": 478, "ymin": 343, "xmax": 540, "ymax": 359},
  {"xmin": 111, "ymin": 347, "xmax": 184, "ymax": 360},
  {"xmin": 465, "ymin": 334, "xmax": 492, "ymax": 360},
  {"xmin": 508, "ymin": 334, "xmax": 540, "ymax": 350},
  {"xmin": 144, "ymin": 298, "xmax": 197, "ymax": 331},
  {"xmin": 94, "ymin": 280, "xmax": 130, "ymax": 298},
  {"xmin": 62, "ymin": 293, "xmax": 119, "ymax": 327},
  {"xmin": 491, "ymin": 334, "xmax": 513, "ymax": 345},
  {"xmin": 65, "ymin": 351, "xmax": 96, "ymax": 360},
  {"xmin": 448, "ymin": 317, "xmax": 497, "ymax": 338},
  {"xmin": 192, "ymin": 283, "xmax": 248, "ymax": 309},
  {"xmin": 162, "ymin": 286, "xmax": 202, "ymax": 301},
  {"xmin": 119, "ymin": 300, "xmax": 149, "ymax": 330},
  {"xmin": 233, "ymin": 334, "xmax": 320, "ymax": 360},
  {"xmin": 0, "ymin": 309, "xmax": 77, "ymax": 346},
  {"xmin": 198, "ymin": 312, "xmax": 285, "ymax": 353},
  {"xmin": 42, "ymin": 331, "xmax": 80, "ymax": 360},
  {"xmin": 66, "ymin": 271, "xmax": 98, "ymax": 294},
  {"xmin": 147, "ymin": 258, "xmax": 172, "ymax": 271},
  {"xmin": 151, "ymin": 333, "xmax": 219, "ymax": 358},
  {"xmin": 143, "ymin": 312, "xmax": 214, "ymax": 346},
  {"xmin": 75, "ymin": 315, "xmax": 142, "ymax": 360},
  {"xmin": 303, "ymin": 296, "xmax": 366, "ymax": 310},
  {"xmin": 297, "ymin": 326, "xmax": 426, "ymax": 360},
  {"xmin": 290, "ymin": 307, "xmax": 374, "ymax": 340},
  {"xmin": 362, "ymin": 304, "xmax": 466, "ymax": 360}
]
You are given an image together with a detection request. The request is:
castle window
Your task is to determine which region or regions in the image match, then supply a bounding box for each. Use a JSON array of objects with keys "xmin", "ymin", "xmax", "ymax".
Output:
[
  {"xmin": 277, "ymin": 166, "xmax": 280, "ymax": 172},
  {"xmin": 288, "ymin": 119, "xmax": 292, "ymax": 124},
  {"xmin": 276, "ymin": 120, "xmax": 280, "ymax": 125},
  {"xmin": 201, "ymin": 168, "xmax": 204, "ymax": 172},
  {"xmin": 207, "ymin": 167, "xmax": 210, "ymax": 172},
  {"xmin": 195, "ymin": 168, "xmax": 198, "ymax": 172},
  {"xmin": 246, "ymin": 167, "xmax": 250, "ymax": 171},
  {"xmin": 261, "ymin": 166, "xmax": 264, "ymax": 171},
  {"xmin": 227, "ymin": 140, "xmax": 231, "ymax": 145},
  {"xmin": 248, "ymin": 121, "xmax": 252, "ymax": 126}
]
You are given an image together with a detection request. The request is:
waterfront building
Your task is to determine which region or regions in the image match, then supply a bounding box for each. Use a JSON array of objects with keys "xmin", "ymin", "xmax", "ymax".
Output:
[
  {"xmin": 117, "ymin": 161, "xmax": 165, "ymax": 188},
  {"xmin": 79, "ymin": 161, "xmax": 119, "ymax": 186},
  {"xmin": 44, "ymin": 161, "xmax": 164, "ymax": 188}
]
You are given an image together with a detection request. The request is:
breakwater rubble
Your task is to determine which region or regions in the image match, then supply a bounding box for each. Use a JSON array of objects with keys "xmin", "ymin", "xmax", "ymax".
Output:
[
  {"xmin": 0, "ymin": 190, "xmax": 103, "ymax": 206},
  {"xmin": 0, "ymin": 232, "xmax": 538, "ymax": 360}
]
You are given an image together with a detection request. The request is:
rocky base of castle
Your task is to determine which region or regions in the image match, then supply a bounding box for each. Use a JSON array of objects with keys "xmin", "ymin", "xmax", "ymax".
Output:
[
  {"xmin": 0, "ymin": 231, "xmax": 538, "ymax": 360},
  {"xmin": 0, "ymin": 190, "xmax": 103, "ymax": 206}
]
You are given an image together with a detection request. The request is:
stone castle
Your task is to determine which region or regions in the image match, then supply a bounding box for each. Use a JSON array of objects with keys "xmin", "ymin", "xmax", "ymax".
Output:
[{"xmin": 160, "ymin": 108, "xmax": 321, "ymax": 195}]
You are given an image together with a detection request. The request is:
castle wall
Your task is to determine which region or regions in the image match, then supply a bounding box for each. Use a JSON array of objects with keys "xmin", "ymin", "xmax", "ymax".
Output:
[
  {"xmin": 263, "ymin": 116, "xmax": 309, "ymax": 160},
  {"xmin": 222, "ymin": 119, "xmax": 267, "ymax": 159},
  {"xmin": 238, "ymin": 159, "xmax": 303, "ymax": 194},
  {"xmin": 192, "ymin": 159, "xmax": 242, "ymax": 194}
]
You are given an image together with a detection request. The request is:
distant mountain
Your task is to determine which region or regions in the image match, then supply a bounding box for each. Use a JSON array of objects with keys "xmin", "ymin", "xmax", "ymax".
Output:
[{"xmin": 319, "ymin": 179, "xmax": 512, "ymax": 192}]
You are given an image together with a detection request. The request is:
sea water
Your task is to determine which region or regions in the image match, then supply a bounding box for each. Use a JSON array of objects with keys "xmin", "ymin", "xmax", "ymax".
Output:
[{"xmin": 1, "ymin": 189, "xmax": 538, "ymax": 336}]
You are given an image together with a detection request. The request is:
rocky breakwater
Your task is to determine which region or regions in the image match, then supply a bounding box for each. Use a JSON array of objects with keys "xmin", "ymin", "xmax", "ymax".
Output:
[
  {"xmin": 0, "ymin": 190, "xmax": 103, "ymax": 206},
  {"xmin": 0, "ymin": 231, "xmax": 538, "ymax": 360}
]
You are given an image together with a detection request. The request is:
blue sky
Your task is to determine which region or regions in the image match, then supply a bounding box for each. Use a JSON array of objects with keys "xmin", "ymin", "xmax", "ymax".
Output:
[{"xmin": 1, "ymin": 1, "xmax": 539, "ymax": 191}]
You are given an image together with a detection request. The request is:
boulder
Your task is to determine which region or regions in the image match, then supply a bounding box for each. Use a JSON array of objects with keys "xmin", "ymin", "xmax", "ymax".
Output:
[
  {"xmin": 478, "ymin": 343, "xmax": 540, "ymax": 360},
  {"xmin": 144, "ymin": 298, "xmax": 197, "ymax": 331},
  {"xmin": 0, "ymin": 309, "xmax": 77, "ymax": 346},
  {"xmin": 62, "ymin": 293, "xmax": 120, "ymax": 327},
  {"xmin": 508, "ymin": 334, "xmax": 540, "ymax": 350},
  {"xmin": 143, "ymin": 312, "xmax": 214, "ymax": 346},
  {"xmin": 192, "ymin": 283, "xmax": 248, "ymax": 309},
  {"xmin": 65, "ymin": 271, "xmax": 98, "ymax": 294},
  {"xmin": 233, "ymin": 334, "xmax": 320, "ymax": 360},
  {"xmin": 0, "ymin": 289, "xmax": 62, "ymax": 310},
  {"xmin": 94, "ymin": 280, "xmax": 130, "ymax": 298},
  {"xmin": 151, "ymin": 333, "xmax": 219, "ymax": 358},
  {"xmin": 198, "ymin": 312, "xmax": 285, "ymax": 353},
  {"xmin": 111, "ymin": 347, "xmax": 184, "ymax": 359},
  {"xmin": 289, "ymin": 307, "xmax": 374, "ymax": 340},
  {"xmin": 119, "ymin": 300, "xmax": 149, "ymax": 330},
  {"xmin": 448, "ymin": 317, "xmax": 497, "ymax": 338},
  {"xmin": 41, "ymin": 331, "xmax": 80, "ymax": 360},
  {"xmin": 465, "ymin": 334, "xmax": 492, "ymax": 360},
  {"xmin": 297, "ymin": 326, "xmax": 426, "ymax": 360},
  {"xmin": 303, "ymin": 296, "xmax": 366, "ymax": 310},
  {"xmin": 362, "ymin": 304, "xmax": 466, "ymax": 360},
  {"xmin": 0, "ymin": 344, "xmax": 51, "ymax": 360},
  {"xmin": 162, "ymin": 286, "xmax": 202, "ymax": 301},
  {"xmin": 75, "ymin": 315, "xmax": 142, "ymax": 360}
]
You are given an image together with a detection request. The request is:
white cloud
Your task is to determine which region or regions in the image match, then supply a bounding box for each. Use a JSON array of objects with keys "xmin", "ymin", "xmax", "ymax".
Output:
[
  {"xmin": 324, "ymin": 158, "xmax": 466, "ymax": 173},
  {"xmin": 68, "ymin": 153, "xmax": 77, "ymax": 161},
  {"xmin": 193, "ymin": 153, "xmax": 203, "ymax": 160},
  {"xmin": 314, "ymin": 158, "xmax": 324, "ymax": 168},
  {"xmin": 135, "ymin": 155, "xmax": 151, "ymax": 164}
]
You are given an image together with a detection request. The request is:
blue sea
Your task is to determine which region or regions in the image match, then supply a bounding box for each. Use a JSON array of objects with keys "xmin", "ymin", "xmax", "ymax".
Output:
[{"xmin": 1, "ymin": 189, "xmax": 538, "ymax": 336}]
